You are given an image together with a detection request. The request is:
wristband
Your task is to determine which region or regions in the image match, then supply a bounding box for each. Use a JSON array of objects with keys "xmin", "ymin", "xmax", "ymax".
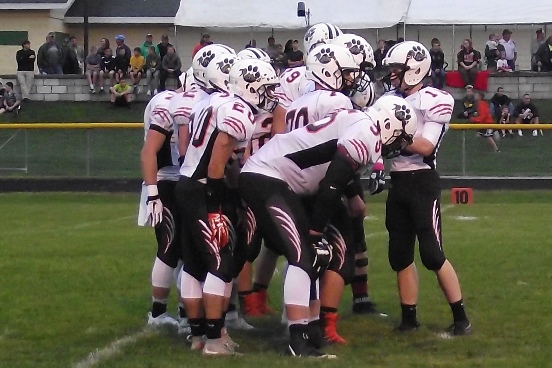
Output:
[{"xmin": 146, "ymin": 184, "xmax": 159, "ymax": 197}]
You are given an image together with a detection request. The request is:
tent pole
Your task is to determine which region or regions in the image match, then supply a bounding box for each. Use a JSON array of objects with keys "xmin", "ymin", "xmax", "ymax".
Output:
[
  {"xmin": 403, "ymin": 22, "xmax": 406, "ymax": 40},
  {"xmin": 452, "ymin": 24, "xmax": 455, "ymax": 71}
]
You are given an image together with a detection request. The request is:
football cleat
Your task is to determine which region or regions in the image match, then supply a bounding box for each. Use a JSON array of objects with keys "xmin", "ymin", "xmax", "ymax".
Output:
[
  {"xmin": 225, "ymin": 310, "xmax": 255, "ymax": 330},
  {"xmin": 352, "ymin": 299, "xmax": 388, "ymax": 317},
  {"xmin": 394, "ymin": 319, "xmax": 421, "ymax": 332},
  {"xmin": 287, "ymin": 332, "xmax": 337, "ymax": 359},
  {"xmin": 322, "ymin": 313, "xmax": 347, "ymax": 345},
  {"xmin": 254, "ymin": 289, "xmax": 276, "ymax": 315},
  {"xmin": 147, "ymin": 312, "xmax": 179, "ymax": 327},
  {"xmin": 221, "ymin": 328, "xmax": 240, "ymax": 350},
  {"xmin": 190, "ymin": 335, "xmax": 207, "ymax": 351},
  {"xmin": 202, "ymin": 338, "xmax": 243, "ymax": 356},
  {"xmin": 437, "ymin": 320, "xmax": 472, "ymax": 339},
  {"xmin": 307, "ymin": 320, "xmax": 325, "ymax": 349},
  {"xmin": 177, "ymin": 317, "xmax": 191, "ymax": 335}
]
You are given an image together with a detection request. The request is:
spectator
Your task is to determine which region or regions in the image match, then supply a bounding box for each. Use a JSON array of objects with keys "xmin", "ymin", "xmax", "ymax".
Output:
[
  {"xmin": 429, "ymin": 38, "xmax": 446, "ymax": 89},
  {"xmin": 531, "ymin": 29, "xmax": 546, "ymax": 71},
  {"xmin": 457, "ymin": 38, "xmax": 480, "ymax": 87},
  {"xmin": 374, "ymin": 39, "xmax": 386, "ymax": 69},
  {"xmin": 490, "ymin": 87, "xmax": 514, "ymax": 120},
  {"xmin": 457, "ymin": 85, "xmax": 476, "ymax": 119},
  {"xmin": 284, "ymin": 39, "xmax": 293, "ymax": 54},
  {"xmin": 470, "ymin": 91, "xmax": 500, "ymax": 152},
  {"xmin": 514, "ymin": 93, "xmax": 542, "ymax": 137},
  {"xmin": 160, "ymin": 45, "xmax": 182, "ymax": 91},
  {"xmin": 397, "ymin": 37, "xmax": 405, "ymax": 43},
  {"xmin": 16, "ymin": 40, "xmax": 36, "ymax": 102},
  {"xmin": 109, "ymin": 78, "xmax": 132, "ymax": 108},
  {"xmin": 115, "ymin": 35, "xmax": 131, "ymax": 59},
  {"xmin": 272, "ymin": 44, "xmax": 286, "ymax": 76},
  {"xmin": 61, "ymin": 38, "xmax": 80, "ymax": 75},
  {"xmin": 496, "ymin": 51, "xmax": 512, "ymax": 73},
  {"xmin": 129, "ymin": 47, "xmax": 145, "ymax": 94},
  {"xmin": 535, "ymin": 36, "xmax": 552, "ymax": 72},
  {"xmin": 70, "ymin": 36, "xmax": 85, "ymax": 73},
  {"xmin": 266, "ymin": 36, "xmax": 278, "ymax": 59},
  {"xmin": 246, "ymin": 39, "xmax": 257, "ymax": 48},
  {"xmin": 499, "ymin": 29, "xmax": 517, "ymax": 70},
  {"xmin": 38, "ymin": 32, "xmax": 63, "ymax": 74},
  {"xmin": 498, "ymin": 105, "xmax": 513, "ymax": 138},
  {"xmin": 157, "ymin": 34, "xmax": 173, "ymax": 60},
  {"xmin": 145, "ymin": 45, "xmax": 161, "ymax": 96},
  {"xmin": 85, "ymin": 46, "xmax": 101, "ymax": 94},
  {"xmin": 114, "ymin": 47, "xmax": 130, "ymax": 83},
  {"xmin": 192, "ymin": 34, "xmax": 212, "ymax": 58},
  {"xmin": 97, "ymin": 37, "xmax": 110, "ymax": 57},
  {"xmin": 0, "ymin": 82, "xmax": 21, "ymax": 116},
  {"xmin": 484, "ymin": 34, "xmax": 500, "ymax": 72},
  {"xmin": 99, "ymin": 47, "xmax": 116, "ymax": 92},
  {"xmin": 36, "ymin": 36, "xmax": 48, "ymax": 74},
  {"xmin": 140, "ymin": 33, "xmax": 159, "ymax": 58},
  {"xmin": 285, "ymin": 40, "xmax": 304, "ymax": 68}
]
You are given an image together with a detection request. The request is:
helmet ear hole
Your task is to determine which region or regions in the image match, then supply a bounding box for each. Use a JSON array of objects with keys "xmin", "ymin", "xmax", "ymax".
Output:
[{"xmin": 324, "ymin": 70, "xmax": 331, "ymax": 77}]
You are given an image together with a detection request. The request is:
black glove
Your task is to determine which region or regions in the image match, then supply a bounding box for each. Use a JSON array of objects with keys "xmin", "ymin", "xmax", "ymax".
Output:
[
  {"xmin": 310, "ymin": 233, "xmax": 332, "ymax": 274},
  {"xmin": 368, "ymin": 169, "xmax": 386, "ymax": 195}
]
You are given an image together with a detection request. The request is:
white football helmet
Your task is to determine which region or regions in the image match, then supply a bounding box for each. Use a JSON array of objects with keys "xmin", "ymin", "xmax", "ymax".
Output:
[
  {"xmin": 303, "ymin": 23, "xmax": 343, "ymax": 55},
  {"xmin": 237, "ymin": 48, "xmax": 271, "ymax": 63},
  {"xmin": 192, "ymin": 44, "xmax": 236, "ymax": 88},
  {"xmin": 350, "ymin": 73, "xmax": 375, "ymax": 109},
  {"xmin": 366, "ymin": 95, "xmax": 417, "ymax": 158},
  {"xmin": 228, "ymin": 59, "xmax": 280, "ymax": 112},
  {"xmin": 305, "ymin": 44, "xmax": 359, "ymax": 92},
  {"xmin": 331, "ymin": 34, "xmax": 375, "ymax": 69},
  {"xmin": 206, "ymin": 54, "xmax": 239, "ymax": 92},
  {"xmin": 382, "ymin": 41, "xmax": 430, "ymax": 91},
  {"xmin": 178, "ymin": 67, "xmax": 194, "ymax": 91}
]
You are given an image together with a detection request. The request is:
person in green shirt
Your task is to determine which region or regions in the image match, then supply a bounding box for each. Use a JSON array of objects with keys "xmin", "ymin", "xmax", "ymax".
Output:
[
  {"xmin": 140, "ymin": 33, "xmax": 159, "ymax": 58},
  {"xmin": 109, "ymin": 78, "xmax": 132, "ymax": 107}
]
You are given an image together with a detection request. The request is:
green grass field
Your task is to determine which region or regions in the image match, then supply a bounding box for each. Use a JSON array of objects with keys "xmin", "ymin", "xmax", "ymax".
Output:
[
  {"xmin": 1, "ymin": 191, "xmax": 551, "ymax": 368},
  {"xmin": 0, "ymin": 101, "xmax": 552, "ymax": 178}
]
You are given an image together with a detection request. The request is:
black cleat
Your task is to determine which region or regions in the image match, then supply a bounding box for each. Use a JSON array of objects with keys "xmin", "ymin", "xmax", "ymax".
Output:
[
  {"xmin": 353, "ymin": 300, "xmax": 388, "ymax": 317},
  {"xmin": 442, "ymin": 320, "xmax": 472, "ymax": 338},
  {"xmin": 394, "ymin": 320, "xmax": 421, "ymax": 332},
  {"xmin": 287, "ymin": 330, "xmax": 336, "ymax": 359},
  {"xmin": 307, "ymin": 320, "xmax": 325, "ymax": 349}
]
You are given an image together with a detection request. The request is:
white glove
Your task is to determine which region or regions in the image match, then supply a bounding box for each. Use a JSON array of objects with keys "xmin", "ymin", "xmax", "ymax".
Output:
[{"xmin": 146, "ymin": 185, "xmax": 163, "ymax": 227}]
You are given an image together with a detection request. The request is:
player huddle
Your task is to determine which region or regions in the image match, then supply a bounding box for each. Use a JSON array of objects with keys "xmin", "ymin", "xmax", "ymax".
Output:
[{"xmin": 138, "ymin": 23, "xmax": 471, "ymax": 358}]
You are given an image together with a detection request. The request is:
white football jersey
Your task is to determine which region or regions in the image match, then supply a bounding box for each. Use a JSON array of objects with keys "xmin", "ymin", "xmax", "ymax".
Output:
[
  {"xmin": 389, "ymin": 87, "xmax": 453, "ymax": 172},
  {"xmin": 168, "ymin": 86, "xmax": 210, "ymax": 128},
  {"xmin": 273, "ymin": 66, "xmax": 314, "ymax": 109},
  {"xmin": 250, "ymin": 112, "xmax": 273, "ymax": 155},
  {"xmin": 143, "ymin": 90, "xmax": 179, "ymax": 181},
  {"xmin": 285, "ymin": 90, "xmax": 353, "ymax": 132},
  {"xmin": 242, "ymin": 109, "xmax": 382, "ymax": 195},
  {"xmin": 180, "ymin": 92, "xmax": 256, "ymax": 179}
]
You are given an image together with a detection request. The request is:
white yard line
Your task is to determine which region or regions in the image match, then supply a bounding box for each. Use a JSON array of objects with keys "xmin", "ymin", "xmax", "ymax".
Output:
[
  {"xmin": 3, "ymin": 215, "xmax": 135, "ymax": 236},
  {"xmin": 73, "ymin": 327, "xmax": 157, "ymax": 368}
]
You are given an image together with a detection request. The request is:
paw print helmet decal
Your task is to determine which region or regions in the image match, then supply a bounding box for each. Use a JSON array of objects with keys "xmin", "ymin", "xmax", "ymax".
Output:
[
  {"xmin": 303, "ymin": 23, "xmax": 343, "ymax": 55},
  {"xmin": 331, "ymin": 34, "xmax": 375, "ymax": 69},
  {"xmin": 237, "ymin": 48, "xmax": 271, "ymax": 63},
  {"xmin": 306, "ymin": 44, "xmax": 359, "ymax": 92},
  {"xmin": 228, "ymin": 59, "xmax": 280, "ymax": 113},
  {"xmin": 366, "ymin": 95, "xmax": 418, "ymax": 159},
  {"xmin": 192, "ymin": 44, "xmax": 236, "ymax": 88},
  {"xmin": 381, "ymin": 41, "xmax": 431, "ymax": 92},
  {"xmin": 206, "ymin": 53, "xmax": 239, "ymax": 92}
]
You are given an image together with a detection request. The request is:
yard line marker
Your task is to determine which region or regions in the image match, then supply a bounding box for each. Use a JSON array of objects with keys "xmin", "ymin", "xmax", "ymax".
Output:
[
  {"xmin": 73, "ymin": 327, "xmax": 157, "ymax": 368},
  {"xmin": 3, "ymin": 215, "xmax": 135, "ymax": 236}
]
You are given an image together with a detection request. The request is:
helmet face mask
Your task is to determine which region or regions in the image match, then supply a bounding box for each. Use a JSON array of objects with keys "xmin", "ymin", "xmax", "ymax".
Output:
[
  {"xmin": 228, "ymin": 59, "xmax": 280, "ymax": 112},
  {"xmin": 256, "ymin": 84, "xmax": 279, "ymax": 112},
  {"xmin": 382, "ymin": 41, "xmax": 430, "ymax": 93},
  {"xmin": 306, "ymin": 44, "xmax": 359, "ymax": 92}
]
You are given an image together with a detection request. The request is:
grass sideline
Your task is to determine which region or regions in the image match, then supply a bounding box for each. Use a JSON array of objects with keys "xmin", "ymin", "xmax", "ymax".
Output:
[{"xmin": 1, "ymin": 191, "xmax": 551, "ymax": 368}]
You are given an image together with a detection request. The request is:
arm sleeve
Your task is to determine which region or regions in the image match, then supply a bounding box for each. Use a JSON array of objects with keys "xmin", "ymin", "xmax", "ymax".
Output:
[
  {"xmin": 216, "ymin": 101, "xmax": 255, "ymax": 142},
  {"xmin": 422, "ymin": 121, "xmax": 447, "ymax": 146},
  {"xmin": 337, "ymin": 119, "xmax": 382, "ymax": 167}
]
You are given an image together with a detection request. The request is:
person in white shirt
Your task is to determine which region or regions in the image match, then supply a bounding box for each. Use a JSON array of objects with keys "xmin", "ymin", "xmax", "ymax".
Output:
[{"xmin": 499, "ymin": 29, "xmax": 517, "ymax": 70}]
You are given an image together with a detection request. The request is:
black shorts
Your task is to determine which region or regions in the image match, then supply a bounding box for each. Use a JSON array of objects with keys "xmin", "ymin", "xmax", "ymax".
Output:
[
  {"xmin": 114, "ymin": 96, "xmax": 129, "ymax": 106},
  {"xmin": 154, "ymin": 180, "xmax": 182, "ymax": 268},
  {"xmin": 386, "ymin": 170, "xmax": 447, "ymax": 272},
  {"xmin": 175, "ymin": 177, "xmax": 237, "ymax": 283}
]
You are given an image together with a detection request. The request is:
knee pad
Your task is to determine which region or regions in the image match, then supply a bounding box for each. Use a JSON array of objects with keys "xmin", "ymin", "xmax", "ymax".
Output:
[
  {"xmin": 203, "ymin": 272, "xmax": 226, "ymax": 297},
  {"xmin": 355, "ymin": 256, "xmax": 368, "ymax": 268},
  {"xmin": 224, "ymin": 281, "xmax": 233, "ymax": 298},
  {"xmin": 151, "ymin": 257, "xmax": 175, "ymax": 288},
  {"xmin": 283, "ymin": 265, "xmax": 310, "ymax": 307},
  {"xmin": 181, "ymin": 271, "xmax": 203, "ymax": 299}
]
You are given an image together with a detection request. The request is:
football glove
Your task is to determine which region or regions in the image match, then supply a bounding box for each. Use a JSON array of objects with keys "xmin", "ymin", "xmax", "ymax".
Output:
[
  {"xmin": 367, "ymin": 163, "xmax": 386, "ymax": 195},
  {"xmin": 207, "ymin": 212, "xmax": 230, "ymax": 249},
  {"xmin": 146, "ymin": 185, "xmax": 163, "ymax": 227},
  {"xmin": 310, "ymin": 234, "xmax": 333, "ymax": 274}
]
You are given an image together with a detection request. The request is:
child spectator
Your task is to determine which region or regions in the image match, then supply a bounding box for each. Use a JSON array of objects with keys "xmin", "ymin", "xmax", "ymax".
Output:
[
  {"xmin": 498, "ymin": 105, "xmax": 513, "ymax": 138},
  {"xmin": 429, "ymin": 38, "xmax": 446, "ymax": 89},
  {"xmin": 496, "ymin": 51, "xmax": 512, "ymax": 72},
  {"xmin": 114, "ymin": 47, "xmax": 130, "ymax": 84},
  {"xmin": 99, "ymin": 48, "xmax": 116, "ymax": 92},
  {"xmin": 85, "ymin": 46, "xmax": 102, "ymax": 93},
  {"xmin": 109, "ymin": 78, "xmax": 132, "ymax": 108},
  {"xmin": 470, "ymin": 92, "xmax": 500, "ymax": 152},
  {"xmin": 145, "ymin": 46, "xmax": 161, "ymax": 96},
  {"xmin": 0, "ymin": 82, "xmax": 21, "ymax": 116},
  {"xmin": 129, "ymin": 47, "xmax": 145, "ymax": 94}
]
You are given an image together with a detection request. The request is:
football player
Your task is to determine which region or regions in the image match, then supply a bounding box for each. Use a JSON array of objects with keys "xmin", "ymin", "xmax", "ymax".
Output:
[
  {"xmin": 239, "ymin": 95, "xmax": 416, "ymax": 357},
  {"xmin": 381, "ymin": 41, "xmax": 471, "ymax": 336},
  {"xmin": 138, "ymin": 89, "xmax": 181, "ymax": 328},
  {"xmin": 175, "ymin": 58, "xmax": 279, "ymax": 356}
]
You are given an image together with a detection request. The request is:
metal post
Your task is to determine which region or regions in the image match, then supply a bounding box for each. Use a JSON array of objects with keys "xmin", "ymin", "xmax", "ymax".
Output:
[
  {"xmin": 461, "ymin": 130, "xmax": 466, "ymax": 176},
  {"xmin": 86, "ymin": 129, "xmax": 90, "ymax": 177},
  {"xmin": 83, "ymin": 0, "xmax": 89, "ymax": 59},
  {"xmin": 24, "ymin": 129, "xmax": 28, "ymax": 174},
  {"xmin": 452, "ymin": 24, "xmax": 456, "ymax": 71}
]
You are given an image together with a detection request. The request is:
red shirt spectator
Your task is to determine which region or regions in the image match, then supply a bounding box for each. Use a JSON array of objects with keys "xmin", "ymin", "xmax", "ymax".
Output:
[{"xmin": 192, "ymin": 34, "xmax": 213, "ymax": 59}]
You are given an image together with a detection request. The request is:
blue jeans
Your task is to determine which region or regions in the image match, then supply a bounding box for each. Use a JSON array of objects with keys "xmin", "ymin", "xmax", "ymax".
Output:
[{"xmin": 431, "ymin": 68, "xmax": 446, "ymax": 89}]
